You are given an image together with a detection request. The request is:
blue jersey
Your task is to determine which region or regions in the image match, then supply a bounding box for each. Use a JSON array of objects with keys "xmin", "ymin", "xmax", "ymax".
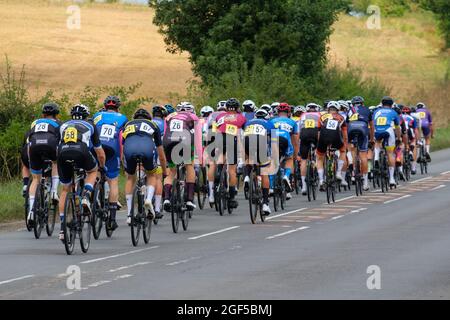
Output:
[
  {"xmin": 243, "ymin": 112, "xmax": 255, "ymax": 122},
  {"xmin": 243, "ymin": 118, "xmax": 275, "ymax": 138},
  {"xmin": 60, "ymin": 119, "xmax": 101, "ymax": 150},
  {"xmin": 347, "ymin": 105, "xmax": 372, "ymax": 125},
  {"xmin": 373, "ymin": 107, "xmax": 400, "ymax": 133},
  {"xmin": 93, "ymin": 111, "xmax": 128, "ymax": 152},
  {"xmin": 270, "ymin": 117, "xmax": 299, "ymax": 135},
  {"xmin": 152, "ymin": 117, "xmax": 165, "ymax": 138}
]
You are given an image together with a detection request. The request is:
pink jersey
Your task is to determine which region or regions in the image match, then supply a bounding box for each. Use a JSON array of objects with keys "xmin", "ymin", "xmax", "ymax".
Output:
[
  {"xmin": 215, "ymin": 112, "xmax": 247, "ymax": 135},
  {"xmin": 300, "ymin": 112, "xmax": 322, "ymax": 130}
]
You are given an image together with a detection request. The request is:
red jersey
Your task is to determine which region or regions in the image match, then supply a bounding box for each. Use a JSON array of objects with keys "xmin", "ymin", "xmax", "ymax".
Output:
[{"xmin": 215, "ymin": 112, "xmax": 247, "ymax": 136}]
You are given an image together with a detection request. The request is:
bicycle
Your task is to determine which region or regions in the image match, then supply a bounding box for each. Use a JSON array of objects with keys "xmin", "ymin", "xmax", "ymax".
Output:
[
  {"xmin": 171, "ymin": 163, "xmax": 192, "ymax": 233},
  {"xmin": 417, "ymin": 137, "xmax": 428, "ymax": 175},
  {"xmin": 248, "ymin": 165, "xmax": 265, "ymax": 224},
  {"xmin": 23, "ymin": 179, "xmax": 32, "ymax": 232},
  {"xmin": 195, "ymin": 164, "xmax": 208, "ymax": 210},
  {"xmin": 272, "ymin": 162, "xmax": 287, "ymax": 212},
  {"xmin": 351, "ymin": 136, "xmax": 363, "ymax": 196},
  {"xmin": 61, "ymin": 161, "xmax": 91, "ymax": 255},
  {"xmin": 129, "ymin": 156, "xmax": 152, "ymax": 246},
  {"xmin": 402, "ymin": 147, "xmax": 412, "ymax": 181},
  {"xmin": 214, "ymin": 164, "xmax": 234, "ymax": 216},
  {"xmin": 293, "ymin": 159, "xmax": 302, "ymax": 195},
  {"xmin": 31, "ymin": 160, "xmax": 57, "ymax": 239},
  {"xmin": 378, "ymin": 141, "xmax": 390, "ymax": 193},
  {"xmin": 305, "ymin": 144, "xmax": 318, "ymax": 202},
  {"xmin": 324, "ymin": 146, "xmax": 338, "ymax": 204},
  {"xmin": 92, "ymin": 169, "xmax": 113, "ymax": 240}
]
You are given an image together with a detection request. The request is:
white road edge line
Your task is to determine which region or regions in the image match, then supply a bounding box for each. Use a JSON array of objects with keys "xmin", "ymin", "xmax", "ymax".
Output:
[
  {"xmin": 330, "ymin": 215, "xmax": 345, "ymax": 220},
  {"xmin": 431, "ymin": 185, "xmax": 446, "ymax": 191},
  {"xmin": 383, "ymin": 194, "xmax": 411, "ymax": 204},
  {"xmin": 189, "ymin": 226, "xmax": 240, "ymax": 240},
  {"xmin": 266, "ymin": 208, "xmax": 308, "ymax": 221},
  {"xmin": 441, "ymin": 171, "xmax": 450, "ymax": 175},
  {"xmin": 266, "ymin": 226, "xmax": 310, "ymax": 240},
  {"xmin": 411, "ymin": 177, "xmax": 433, "ymax": 184},
  {"xmin": 80, "ymin": 246, "xmax": 159, "ymax": 264},
  {"xmin": 0, "ymin": 274, "xmax": 35, "ymax": 286},
  {"xmin": 322, "ymin": 195, "xmax": 356, "ymax": 205},
  {"xmin": 109, "ymin": 262, "xmax": 151, "ymax": 273}
]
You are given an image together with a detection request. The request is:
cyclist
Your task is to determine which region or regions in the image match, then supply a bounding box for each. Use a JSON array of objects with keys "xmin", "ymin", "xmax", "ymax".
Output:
[
  {"xmin": 242, "ymin": 100, "xmax": 256, "ymax": 121},
  {"xmin": 26, "ymin": 102, "xmax": 62, "ymax": 226},
  {"xmin": 200, "ymin": 106, "xmax": 214, "ymax": 119},
  {"xmin": 299, "ymin": 103, "xmax": 321, "ymax": 195},
  {"xmin": 242, "ymin": 108, "xmax": 275, "ymax": 215},
  {"xmin": 214, "ymin": 98, "xmax": 247, "ymax": 209},
  {"xmin": 373, "ymin": 96, "xmax": 402, "ymax": 187},
  {"xmin": 57, "ymin": 104, "xmax": 106, "ymax": 241},
  {"xmin": 316, "ymin": 101, "xmax": 348, "ymax": 191},
  {"xmin": 123, "ymin": 108, "xmax": 167, "ymax": 224},
  {"xmin": 415, "ymin": 102, "xmax": 433, "ymax": 162},
  {"xmin": 162, "ymin": 102, "xmax": 200, "ymax": 212},
  {"xmin": 347, "ymin": 96, "xmax": 374, "ymax": 191},
  {"xmin": 92, "ymin": 96, "xmax": 128, "ymax": 230},
  {"xmin": 402, "ymin": 105, "xmax": 419, "ymax": 175},
  {"xmin": 260, "ymin": 104, "xmax": 272, "ymax": 118},
  {"xmin": 269, "ymin": 102, "xmax": 300, "ymax": 199},
  {"xmin": 291, "ymin": 106, "xmax": 305, "ymax": 122},
  {"xmin": 151, "ymin": 105, "xmax": 168, "ymax": 219}
]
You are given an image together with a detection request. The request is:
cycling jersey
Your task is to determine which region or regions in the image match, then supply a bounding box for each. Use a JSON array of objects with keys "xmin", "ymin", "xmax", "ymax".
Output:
[
  {"xmin": 270, "ymin": 117, "xmax": 298, "ymax": 158},
  {"xmin": 415, "ymin": 107, "xmax": 432, "ymax": 137},
  {"xmin": 401, "ymin": 114, "xmax": 418, "ymax": 142},
  {"xmin": 347, "ymin": 105, "xmax": 372, "ymax": 152},
  {"xmin": 243, "ymin": 112, "xmax": 255, "ymax": 122},
  {"xmin": 373, "ymin": 107, "xmax": 400, "ymax": 149},
  {"xmin": 93, "ymin": 111, "xmax": 128, "ymax": 179},
  {"xmin": 152, "ymin": 117, "xmax": 165, "ymax": 138},
  {"xmin": 299, "ymin": 112, "xmax": 321, "ymax": 160},
  {"xmin": 317, "ymin": 113, "xmax": 347, "ymax": 155},
  {"xmin": 243, "ymin": 118, "xmax": 275, "ymax": 166},
  {"xmin": 215, "ymin": 112, "xmax": 247, "ymax": 164}
]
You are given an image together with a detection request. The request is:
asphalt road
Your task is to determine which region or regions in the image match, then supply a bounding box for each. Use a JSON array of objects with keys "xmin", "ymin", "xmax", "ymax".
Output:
[{"xmin": 1, "ymin": 149, "xmax": 450, "ymax": 300}]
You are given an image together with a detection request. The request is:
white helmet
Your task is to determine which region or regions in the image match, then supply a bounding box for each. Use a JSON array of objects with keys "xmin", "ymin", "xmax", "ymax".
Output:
[
  {"xmin": 293, "ymin": 105, "xmax": 306, "ymax": 115},
  {"xmin": 260, "ymin": 104, "xmax": 271, "ymax": 112},
  {"xmin": 255, "ymin": 108, "xmax": 270, "ymax": 120},
  {"xmin": 179, "ymin": 101, "xmax": 195, "ymax": 113},
  {"xmin": 270, "ymin": 102, "xmax": 280, "ymax": 110},
  {"xmin": 327, "ymin": 101, "xmax": 340, "ymax": 111},
  {"xmin": 305, "ymin": 103, "xmax": 320, "ymax": 112},
  {"xmin": 200, "ymin": 106, "xmax": 214, "ymax": 117},
  {"xmin": 243, "ymin": 100, "xmax": 256, "ymax": 112},
  {"xmin": 338, "ymin": 100, "xmax": 349, "ymax": 111},
  {"xmin": 217, "ymin": 100, "xmax": 227, "ymax": 111}
]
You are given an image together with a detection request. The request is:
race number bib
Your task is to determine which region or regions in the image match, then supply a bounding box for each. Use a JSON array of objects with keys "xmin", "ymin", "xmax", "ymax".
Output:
[
  {"xmin": 140, "ymin": 122, "xmax": 154, "ymax": 135},
  {"xmin": 225, "ymin": 124, "xmax": 238, "ymax": 135},
  {"xmin": 304, "ymin": 119, "xmax": 316, "ymax": 129},
  {"xmin": 34, "ymin": 123, "xmax": 49, "ymax": 133},
  {"xmin": 100, "ymin": 124, "xmax": 115, "ymax": 139},
  {"xmin": 211, "ymin": 122, "xmax": 217, "ymax": 133},
  {"xmin": 170, "ymin": 119, "xmax": 183, "ymax": 132},
  {"xmin": 245, "ymin": 125, "xmax": 266, "ymax": 136},
  {"xmin": 279, "ymin": 123, "xmax": 292, "ymax": 132},
  {"xmin": 419, "ymin": 112, "xmax": 426, "ymax": 119},
  {"xmin": 326, "ymin": 119, "xmax": 339, "ymax": 130},
  {"xmin": 63, "ymin": 127, "xmax": 78, "ymax": 143},
  {"xmin": 349, "ymin": 113, "xmax": 359, "ymax": 121},
  {"xmin": 123, "ymin": 125, "xmax": 136, "ymax": 139},
  {"xmin": 216, "ymin": 117, "xmax": 225, "ymax": 126},
  {"xmin": 376, "ymin": 117, "xmax": 387, "ymax": 126}
]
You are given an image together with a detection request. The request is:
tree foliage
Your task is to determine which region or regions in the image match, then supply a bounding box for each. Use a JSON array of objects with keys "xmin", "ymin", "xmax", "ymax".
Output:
[{"xmin": 420, "ymin": 0, "xmax": 450, "ymax": 48}]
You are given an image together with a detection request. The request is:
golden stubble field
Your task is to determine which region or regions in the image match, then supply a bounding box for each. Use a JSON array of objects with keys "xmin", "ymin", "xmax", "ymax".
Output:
[{"xmin": 1, "ymin": 0, "xmax": 448, "ymax": 119}]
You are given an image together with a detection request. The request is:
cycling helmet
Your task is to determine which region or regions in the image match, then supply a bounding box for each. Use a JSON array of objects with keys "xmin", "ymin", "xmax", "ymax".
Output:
[
  {"xmin": 179, "ymin": 102, "xmax": 195, "ymax": 113},
  {"xmin": 402, "ymin": 106, "xmax": 411, "ymax": 114},
  {"xmin": 152, "ymin": 105, "xmax": 167, "ymax": 118},
  {"xmin": 271, "ymin": 102, "xmax": 280, "ymax": 111},
  {"xmin": 103, "ymin": 95, "xmax": 121, "ymax": 110},
  {"xmin": 133, "ymin": 108, "xmax": 151, "ymax": 120},
  {"xmin": 410, "ymin": 106, "xmax": 417, "ymax": 113},
  {"xmin": 305, "ymin": 103, "xmax": 320, "ymax": 112},
  {"xmin": 226, "ymin": 98, "xmax": 240, "ymax": 111},
  {"xmin": 327, "ymin": 101, "xmax": 340, "ymax": 111},
  {"xmin": 381, "ymin": 96, "xmax": 394, "ymax": 106},
  {"xmin": 293, "ymin": 105, "xmax": 306, "ymax": 115},
  {"xmin": 243, "ymin": 100, "xmax": 256, "ymax": 112},
  {"xmin": 255, "ymin": 109, "xmax": 270, "ymax": 120},
  {"xmin": 42, "ymin": 102, "xmax": 60, "ymax": 116},
  {"xmin": 392, "ymin": 104, "xmax": 402, "ymax": 115},
  {"xmin": 276, "ymin": 102, "xmax": 291, "ymax": 114},
  {"xmin": 71, "ymin": 104, "xmax": 90, "ymax": 120},
  {"xmin": 323, "ymin": 100, "xmax": 330, "ymax": 109},
  {"xmin": 200, "ymin": 106, "xmax": 214, "ymax": 117},
  {"xmin": 351, "ymin": 96, "xmax": 364, "ymax": 106},
  {"xmin": 260, "ymin": 104, "xmax": 272, "ymax": 113},
  {"xmin": 338, "ymin": 100, "xmax": 349, "ymax": 111},
  {"xmin": 217, "ymin": 100, "xmax": 227, "ymax": 111},
  {"xmin": 416, "ymin": 102, "xmax": 426, "ymax": 109},
  {"xmin": 164, "ymin": 104, "xmax": 175, "ymax": 114}
]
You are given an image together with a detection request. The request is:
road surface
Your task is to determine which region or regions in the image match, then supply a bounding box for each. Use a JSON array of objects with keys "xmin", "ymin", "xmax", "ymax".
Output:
[{"xmin": 1, "ymin": 149, "xmax": 450, "ymax": 299}]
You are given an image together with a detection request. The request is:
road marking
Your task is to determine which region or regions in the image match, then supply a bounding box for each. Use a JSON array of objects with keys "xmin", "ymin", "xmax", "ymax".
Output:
[
  {"xmin": 330, "ymin": 215, "xmax": 345, "ymax": 220},
  {"xmin": 166, "ymin": 256, "xmax": 202, "ymax": 266},
  {"xmin": 0, "ymin": 274, "xmax": 34, "ymax": 286},
  {"xmin": 431, "ymin": 185, "xmax": 446, "ymax": 191},
  {"xmin": 109, "ymin": 262, "xmax": 151, "ymax": 273},
  {"xmin": 266, "ymin": 208, "xmax": 307, "ymax": 221},
  {"xmin": 188, "ymin": 226, "xmax": 240, "ymax": 240},
  {"xmin": 327, "ymin": 205, "xmax": 361, "ymax": 208},
  {"xmin": 351, "ymin": 208, "xmax": 368, "ymax": 213},
  {"xmin": 441, "ymin": 171, "xmax": 450, "ymax": 175},
  {"xmin": 61, "ymin": 292, "xmax": 74, "ymax": 297},
  {"xmin": 114, "ymin": 274, "xmax": 133, "ymax": 280},
  {"xmin": 411, "ymin": 177, "xmax": 433, "ymax": 184},
  {"xmin": 322, "ymin": 195, "xmax": 356, "ymax": 205},
  {"xmin": 80, "ymin": 246, "xmax": 159, "ymax": 264},
  {"xmin": 266, "ymin": 226, "xmax": 310, "ymax": 240},
  {"xmin": 88, "ymin": 280, "xmax": 111, "ymax": 288},
  {"xmin": 383, "ymin": 194, "xmax": 411, "ymax": 204}
]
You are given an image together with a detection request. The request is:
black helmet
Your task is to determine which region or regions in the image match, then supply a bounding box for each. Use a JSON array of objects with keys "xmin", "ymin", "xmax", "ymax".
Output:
[
  {"xmin": 226, "ymin": 98, "xmax": 240, "ymax": 111},
  {"xmin": 351, "ymin": 96, "xmax": 364, "ymax": 105},
  {"xmin": 392, "ymin": 104, "xmax": 401, "ymax": 115},
  {"xmin": 323, "ymin": 100, "xmax": 330, "ymax": 109},
  {"xmin": 133, "ymin": 108, "xmax": 151, "ymax": 120},
  {"xmin": 152, "ymin": 105, "xmax": 167, "ymax": 118},
  {"xmin": 103, "ymin": 95, "xmax": 121, "ymax": 110},
  {"xmin": 381, "ymin": 96, "xmax": 394, "ymax": 106},
  {"xmin": 42, "ymin": 102, "xmax": 60, "ymax": 116},
  {"xmin": 71, "ymin": 104, "xmax": 90, "ymax": 120}
]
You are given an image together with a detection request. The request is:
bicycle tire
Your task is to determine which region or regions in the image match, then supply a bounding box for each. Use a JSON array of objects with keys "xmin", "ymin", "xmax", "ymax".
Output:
[
  {"xmin": 33, "ymin": 184, "xmax": 44, "ymax": 239},
  {"xmin": 171, "ymin": 181, "xmax": 180, "ymax": 233},
  {"xmin": 131, "ymin": 186, "xmax": 142, "ymax": 245},
  {"xmin": 79, "ymin": 209, "xmax": 91, "ymax": 254},
  {"xmin": 280, "ymin": 171, "xmax": 286, "ymax": 210},
  {"xmin": 62, "ymin": 193, "xmax": 76, "ymax": 255},
  {"xmin": 91, "ymin": 182, "xmax": 104, "ymax": 240},
  {"xmin": 46, "ymin": 189, "xmax": 57, "ymax": 237},
  {"xmin": 143, "ymin": 209, "xmax": 152, "ymax": 244},
  {"xmin": 24, "ymin": 183, "xmax": 32, "ymax": 232},
  {"xmin": 306, "ymin": 161, "xmax": 312, "ymax": 202}
]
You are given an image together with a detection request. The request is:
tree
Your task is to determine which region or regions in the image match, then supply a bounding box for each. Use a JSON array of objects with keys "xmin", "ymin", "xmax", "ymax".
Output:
[
  {"xmin": 149, "ymin": 0, "xmax": 347, "ymax": 83},
  {"xmin": 420, "ymin": 0, "xmax": 450, "ymax": 48}
]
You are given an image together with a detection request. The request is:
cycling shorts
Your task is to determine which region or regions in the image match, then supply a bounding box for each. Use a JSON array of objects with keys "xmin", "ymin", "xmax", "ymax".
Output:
[
  {"xmin": 123, "ymin": 135, "xmax": 158, "ymax": 175},
  {"xmin": 317, "ymin": 128, "xmax": 344, "ymax": 155},
  {"xmin": 348, "ymin": 121, "xmax": 369, "ymax": 152},
  {"xmin": 57, "ymin": 143, "xmax": 98, "ymax": 185},
  {"xmin": 244, "ymin": 134, "xmax": 271, "ymax": 167},
  {"xmin": 421, "ymin": 126, "xmax": 431, "ymax": 138},
  {"xmin": 29, "ymin": 143, "xmax": 57, "ymax": 175},
  {"xmin": 375, "ymin": 127, "xmax": 396, "ymax": 151},
  {"xmin": 299, "ymin": 128, "xmax": 318, "ymax": 160}
]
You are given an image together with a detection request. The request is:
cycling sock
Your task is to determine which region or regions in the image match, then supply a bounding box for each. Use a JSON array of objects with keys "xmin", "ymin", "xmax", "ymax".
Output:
[
  {"xmin": 186, "ymin": 183, "xmax": 195, "ymax": 202},
  {"xmin": 126, "ymin": 194, "xmax": 133, "ymax": 216},
  {"xmin": 59, "ymin": 212, "xmax": 64, "ymax": 224},
  {"xmin": 163, "ymin": 184, "xmax": 172, "ymax": 200},
  {"xmin": 389, "ymin": 167, "xmax": 395, "ymax": 180},
  {"xmin": 262, "ymin": 188, "xmax": 269, "ymax": 204},
  {"xmin": 208, "ymin": 181, "xmax": 214, "ymax": 196},
  {"xmin": 109, "ymin": 202, "xmax": 117, "ymax": 220},
  {"xmin": 269, "ymin": 175, "xmax": 274, "ymax": 188},
  {"xmin": 23, "ymin": 177, "xmax": 29, "ymax": 187},
  {"xmin": 347, "ymin": 151, "xmax": 353, "ymax": 165},
  {"xmin": 318, "ymin": 169, "xmax": 324, "ymax": 183},
  {"xmin": 146, "ymin": 185, "xmax": 155, "ymax": 203},
  {"xmin": 51, "ymin": 176, "xmax": 59, "ymax": 193},
  {"xmin": 301, "ymin": 176, "xmax": 306, "ymax": 187},
  {"xmin": 399, "ymin": 166, "xmax": 403, "ymax": 173},
  {"xmin": 229, "ymin": 186, "xmax": 237, "ymax": 199},
  {"xmin": 285, "ymin": 168, "xmax": 291, "ymax": 179},
  {"xmin": 154, "ymin": 195, "xmax": 162, "ymax": 212},
  {"xmin": 29, "ymin": 196, "xmax": 35, "ymax": 213},
  {"xmin": 337, "ymin": 160, "xmax": 345, "ymax": 174},
  {"xmin": 374, "ymin": 147, "xmax": 380, "ymax": 161},
  {"xmin": 363, "ymin": 173, "xmax": 368, "ymax": 185},
  {"xmin": 426, "ymin": 145, "xmax": 430, "ymax": 154},
  {"xmin": 412, "ymin": 162, "xmax": 416, "ymax": 170}
]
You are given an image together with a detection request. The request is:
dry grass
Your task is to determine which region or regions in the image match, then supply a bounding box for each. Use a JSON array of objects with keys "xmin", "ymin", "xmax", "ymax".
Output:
[{"xmin": 0, "ymin": 0, "xmax": 193, "ymax": 102}]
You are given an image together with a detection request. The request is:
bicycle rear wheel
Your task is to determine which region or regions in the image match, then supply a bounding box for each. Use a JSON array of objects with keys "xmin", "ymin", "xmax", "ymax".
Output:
[
  {"xmin": 196, "ymin": 166, "xmax": 207, "ymax": 210},
  {"xmin": 46, "ymin": 193, "xmax": 57, "ymax": 237},
  {"xmin": 91, "ymin": 182, "xmax": 104, "ymax": 240},
  {"xmin": 248, "ymin": 171, "xmax": 258, "ymax": 224},
  {"xmin": 143, "ymin": 210, "xmax": 152, "ymax": 244},
  {"xmin": 79, "ymin": 208, "xmax": 91, "ymax": 254},
  {"xmin": 24, "ymin": 183, "xmax": 32, "ymax": 232},
  {"xmin": 131, "ymin": 186, "xmax": 142, "ymax": 245},
  {"xmin": 280, "ymin": 172, "xmax": 286, "ymax": 210},
  {"xmin": 171, "ymin": 181, "xmax": 180, "ymax": 233},
  {"xmin": 33, "ymin": 184, "xmax": 44, "ymax": 239},
  {"xmin": 62, "ymin": 193, "xmax": 76, "ymax": 255},
  {"xmin": 218, "ymin": 168, "xmax": 227, "ymax": 216}
]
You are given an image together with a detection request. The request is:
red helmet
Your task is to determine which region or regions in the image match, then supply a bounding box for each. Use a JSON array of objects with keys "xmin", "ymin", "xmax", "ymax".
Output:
[
  {"xmin": 277, "ymin": 102, "xmax": 291, "ymax": 114},
  {"xmin": 402, "ymin": 106, "xmax": 411, "ymax": 114}
]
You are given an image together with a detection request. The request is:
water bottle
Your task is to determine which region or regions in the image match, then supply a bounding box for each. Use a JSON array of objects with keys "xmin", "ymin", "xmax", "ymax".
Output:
[{"xmin": 104, "ymin": 182, "xmax": 110, "ymax": 200}]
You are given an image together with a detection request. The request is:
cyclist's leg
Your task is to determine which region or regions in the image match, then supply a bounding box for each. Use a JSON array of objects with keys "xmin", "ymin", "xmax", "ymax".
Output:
[
  {"xmin": 21, "ymin": 146, "xmax": 30, "ymax": 196},
  {"xmin": 385, "ymin": 128, "xmax": 397, "ymax": 185},
  {"xmin": 422, "ymin": 126, "xmax": 432, "ymax": 160},
  {"xmin": 104, "ymin": 152, "xmax": 120, "ymax": 225},
  {"xmin": 28, "ymin": 145, "xmax": 46, "ymax": 221},
  {"xmin": 316, "ymin": 134, "xmax": 327, "ymax": 190},
  {"xmin": 299, "ymin": 138, "xmax": 310, "ymax": 194},
  {"xmin": 56, "ymin": 151, "xmax": 73, "ymax": 239}
]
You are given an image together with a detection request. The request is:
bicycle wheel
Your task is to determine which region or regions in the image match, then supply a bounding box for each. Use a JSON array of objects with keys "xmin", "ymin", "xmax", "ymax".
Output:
[
  {"xmin": 312, "ymin": 168, "xmax": 318, "ymax": 201},
  {"xmin": 62, "ymin": 193, "xmax": 76, "ymax": 255},
  {"xmin": 24, "ymin": 183, "xmax": 32, "ymax": 232},
  {"xmin": 196, "ymin": 166, "xmax": 207, "ymax": 210},
  {"xmin": 171, "ymin": 181, "xmax": 180, "ymax": 233},
  {"xmin": 218, "ymin": 168, "xmax": 227, "ymax": 216},
  {"xmin": 143, "ymin": 207, "xmax": 152, "ymax": 244},
  {"xmin": 46, "ymin": 189, "xmax": 56, "ymax": 237},
  {"xmin": 91, "ymin": 182, "xmax": 104, "ymax": 240},
  {"xmin": 182, "ymin": 209, "xmax": 189, "ymax": 231},
  {"xmin": 105, "ymin": 204, "xmax": 114, "ymax": 238},
  {"xmin": 306, "ymin": 161, "xmax": 312, "ymax": 202},
  {"xmin": 130, "ymin": 186, "xmax": 142, "ymax": 245},
  {"xmin": 248, "ymin": 171, "xmax": 258, "ymax": 224},
  {"xmin": 33, "ymin": 184, "xmax": 44, "ymax": 239},
  {"xmin": 79, "ymin": 205, "xmax": 91, "ymax": 254},
  {"xmin": 280, "ymin": 172, "xmax": 286, "ymax": 210},
  {"xmin": 355, "ymin": 159, "xmax": 361, "ymax": 196}
]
